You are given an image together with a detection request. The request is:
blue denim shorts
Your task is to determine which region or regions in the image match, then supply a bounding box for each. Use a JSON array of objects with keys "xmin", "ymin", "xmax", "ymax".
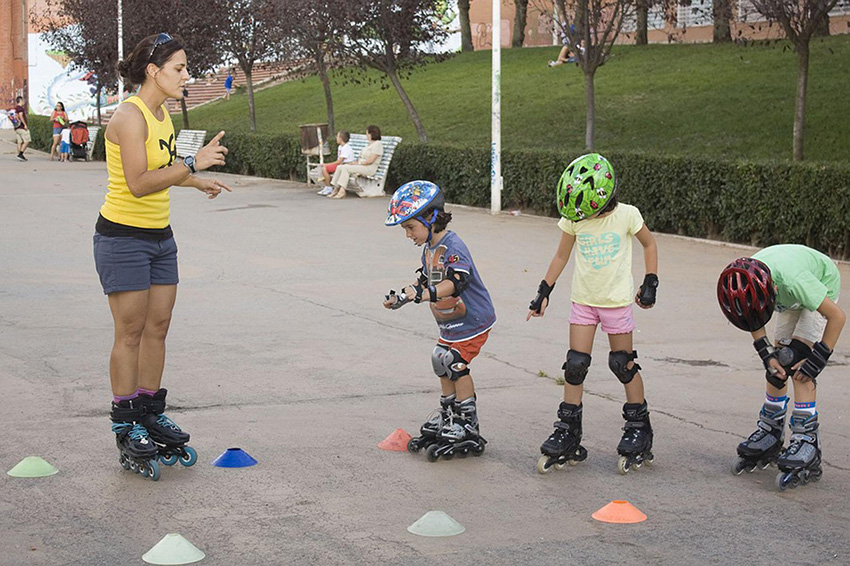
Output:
[
  {"xmin": 93, "ymin": 234, "xmax": 179, "ymax": 294},
  {"xmin": 53, "ymin": 127, "xmax": 63, "ymax": 135}
]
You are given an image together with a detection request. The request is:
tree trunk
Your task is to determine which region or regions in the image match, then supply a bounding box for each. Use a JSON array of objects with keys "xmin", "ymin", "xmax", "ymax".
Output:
[
  {"xmin": 386, "ymin": 67, "xmax": 427, "ymax": 142},
  {"xmin": 180, "ymin": 97, "xmax": 190, "ymax": 129},
  {"xmin": 458, "ymin": 0, "xmax": 474, "ymax": 52},
  {"xmin": 636, "ymin": 0, "xmax": 648, "ymax": 45},
  {"xmin": 815, "ymin": 15, "xmax": 830, "ymax": 36},
  {"xmin": 316, "ymin": 48, "xmax": 335, "ymax": 135},
  {"xmin": 793, "ymin": 41, "xmax": 810, "ymax": 161},
  {"xmin": 584, "ymin": 68, "xmax": 596, "ymax": 150},
  {"xmin": 245, "ymin": 68, "xmax": 256, "ymax": 132},
  {"xmin": 712, "ymin": 0, "xmax": 732, "ymax": 43},
  {"xmin": 513, "ymin": 0, "xmax": 528, "ymax": 48},
  {"xmin": 96, "ymin": 84, "xmax": 102, "ymax": 127}
]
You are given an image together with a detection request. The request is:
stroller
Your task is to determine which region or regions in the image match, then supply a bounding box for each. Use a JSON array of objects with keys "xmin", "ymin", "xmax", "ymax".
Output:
[{"xmin": 69, "ymin": 121, "xmax": 90, "ymax": 161}]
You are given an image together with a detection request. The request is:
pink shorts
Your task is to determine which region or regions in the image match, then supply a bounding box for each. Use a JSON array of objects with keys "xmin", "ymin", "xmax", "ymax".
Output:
[{"xmin": 569, "ymin": 302, "xmax": 636, "ymax": 334}]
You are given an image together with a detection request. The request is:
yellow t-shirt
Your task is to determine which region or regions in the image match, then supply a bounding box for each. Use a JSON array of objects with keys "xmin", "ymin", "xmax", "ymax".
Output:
[
  {"xmin": 101, "ymin": 97, "xmax": 177, "ymax": 228},
  {"xmin": 558, "ymin": 203, "xmax": 645, "ymax": 307}
]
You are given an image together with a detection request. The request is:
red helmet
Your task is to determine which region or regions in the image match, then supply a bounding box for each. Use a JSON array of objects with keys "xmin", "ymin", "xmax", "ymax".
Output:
[{"xmin": 717, "ymin": 258, "xmax": 775, "ymax": 332}]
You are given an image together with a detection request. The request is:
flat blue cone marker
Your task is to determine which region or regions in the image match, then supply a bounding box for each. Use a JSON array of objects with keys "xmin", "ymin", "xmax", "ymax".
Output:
[{"xmin": 211, "ymin": 447, "xmax": 257, "ymax": 468}]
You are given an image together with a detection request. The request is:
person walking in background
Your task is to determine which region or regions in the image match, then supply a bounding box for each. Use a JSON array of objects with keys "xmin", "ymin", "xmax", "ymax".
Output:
[
  {"xmin": 328, "ymin": 125, "xmax": 384, "ymax": 199},
  {"xmin": 224, "ymin": 69, "xmax": 235, "ymax": 100},
  {"xmin": 12, "ymin": 96, "xmax": 30, "ymax": 161},
  {"xmin": 49, "ymin": 101, "xmax": 68, "ymax": 161}
]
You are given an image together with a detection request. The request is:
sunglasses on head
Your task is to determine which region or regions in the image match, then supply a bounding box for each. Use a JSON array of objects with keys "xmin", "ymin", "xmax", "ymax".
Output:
[{"xmin": 147, "ymin": 33, "xmax": 173, "ymax": 64}]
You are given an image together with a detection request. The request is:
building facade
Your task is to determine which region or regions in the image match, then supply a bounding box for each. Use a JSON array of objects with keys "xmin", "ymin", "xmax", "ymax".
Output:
[{"xmin": 1, "ymin": 0, "xmax": 29, "ymax": 111}]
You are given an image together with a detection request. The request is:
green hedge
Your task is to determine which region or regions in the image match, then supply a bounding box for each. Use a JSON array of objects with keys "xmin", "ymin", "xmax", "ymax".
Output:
[
  {"xmin": 204, "ymin": 131, "xmax": 305, "ymax": 181},
  {"xmin": 25, "ymin": 114, "xmax": 106, "ymax": 159},
  {"xmin": 386, "ymin": 144, "xmax": 850, "ymax": 260}
]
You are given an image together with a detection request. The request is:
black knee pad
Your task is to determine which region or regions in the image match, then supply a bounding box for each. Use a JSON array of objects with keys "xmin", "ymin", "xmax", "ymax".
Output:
[
  {"xmin": 562, "ymin": 350, "xmax": 591, "ymax": 385},
  {"xmin": 441, "ymin": 349, "xmax": 471, "ymax": 382},
  {"xmin": 766, "ymin": 338, "xmax": 811, "ymax": 388},
  {"xmin": 609, "ymin": 350, "xmax": 641, "ymax": 384}
]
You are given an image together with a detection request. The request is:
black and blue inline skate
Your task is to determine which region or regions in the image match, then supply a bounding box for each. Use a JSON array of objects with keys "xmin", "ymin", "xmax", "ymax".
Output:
[
  {"xmin": 425, "ymin": 397, "xmax": 486, "ymax": 462},
  {"xmin": 775, "ymin": 411, "xmax": 822, "ymax": 491},
  {"xmin": 408, "ymin": 394, "xmax": 455, "ymax": 454},
  {"xmin": 732, "ymin": 403, "xmax": 785, "ymax": 475},
  {"xmin": 616, "ymin": 401, "xmax": 654, "ymax": 475},
  {"xmin": 138, "ymin": 389, "xmax": 198, "ymax": 468},
  {"xmin": 111, "ymin": 399, "xmax": 161, "ymax": 481},
  {"xmin": 537, "ymin": 402, "xmax": 588, "ymax": 474}
]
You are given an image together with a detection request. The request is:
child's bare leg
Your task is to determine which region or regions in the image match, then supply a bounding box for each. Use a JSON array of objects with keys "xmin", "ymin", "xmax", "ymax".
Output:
[
  {"xmin": 321, "ymin": 166, "xmax": 331, "ymax": 185},
  {"xmin": 564, "ymin": 324, "xmax": 596, "ymax": 404},
  {"xmin": 440, "ymin": 378, "xmax": 457, "ymax": 397},
  {"xmin": 608, "ymin": 332, "xmax": 644, "ymax": 403}
]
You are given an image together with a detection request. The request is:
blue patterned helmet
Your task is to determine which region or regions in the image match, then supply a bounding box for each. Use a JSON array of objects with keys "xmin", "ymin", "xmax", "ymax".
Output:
[{"xmin": 385, "ymin": 180, "xmax": 445, "ymax": 227}]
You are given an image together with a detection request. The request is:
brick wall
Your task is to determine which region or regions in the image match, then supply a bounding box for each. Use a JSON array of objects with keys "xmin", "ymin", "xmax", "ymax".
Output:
[{"xmin": 1, "ymin": 0, "xmax": 29, "ymax": 108}]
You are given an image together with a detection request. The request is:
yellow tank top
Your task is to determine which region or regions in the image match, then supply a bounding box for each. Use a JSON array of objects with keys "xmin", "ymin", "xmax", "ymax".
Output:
[{"xmin": 101, "ymin": 97, "xmax": 177, "ymax": 228}]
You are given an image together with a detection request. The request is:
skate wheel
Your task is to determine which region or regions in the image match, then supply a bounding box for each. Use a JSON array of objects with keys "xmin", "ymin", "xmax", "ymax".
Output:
[
  {"xmin": 472, "ymin": 443, "xmax": 485, "ymax": 456},
  {"xmin": 644, "ymin": 453, "xmax": 654, "ymax": 466},
  {"xmin": 567, "ymin": 458, "xmax": 580, "ymax": 467},
  {"xmin": 179, "ymin": 446, "xmax": 198, "ymax": 467},
  {"xmin": 147, "ymin": 460, "xmax": 161, "ymax": 481},
  {"xmin": 442, "ymin": 451, "xmax": 454, "ymax": 461},
  {"xmin": 554, "ymin": 462, "xmax": 567, "ymax": 470},
  {"xmin": 407, "ymin": 438, "xmax": 420, "ymax": 453},
  {"xmin": 140, "ymin": 465, "xmax": 149, "ymax": 478},
  {"xmin": 129, "ymin": 461, "xmax": 139, "ymax": 473},
  {"xmin": 457, "ymin": 449, "xmax": 469, "ymax": 459},
  {"xmin": 617, "ymin": 456, "xmax": 630, "ymax": 475},
  {"xmin": 775, "ymin": 471, "xmax": 792, "ymax": 492},
  {"xmin": 731, "ymin": 457, "xmax": 747, "ymax": 476},
  {"xmin": 426, "ymin": 444, "xmax": 440, "ymax": 462},
  {"xmin": 120, "ymin": 455, "xmax": 131, "ymax": 470},
  {"xmin": 160, "ymin": 454, "xmax": 178, "ymax": 466},
  {"xmin": 537, "ymin": 455, "xmax": 553, "ymax": 474}
]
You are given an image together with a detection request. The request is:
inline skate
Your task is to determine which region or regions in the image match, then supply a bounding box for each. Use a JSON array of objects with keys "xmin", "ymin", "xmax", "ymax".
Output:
[
  {"xmin": 138, "ymin": 389, "xmax": 198, "ymax": 468},
  {"xmin": 408, "ymin": 394, "xmax": 455, "ymax": 454},
  {"xmin": 617, "ymin": 401, "xmax": 654, "ymax": 475},
  {"xmin": 775, "ymin": 411, "xmax": 822, "ymax": 491},
  {"xmin": 537, "ymin": 402, "xmax": 587, "ymax": 474},
  {"xmin": 111, "ymin": 399, "xmax": 160, "ymax": 481},
  {"xmin": 732, "ymin": 403, "xmax": 785, "ymax": 475},
  {"xmin": 425, "ymin": 397, "xmax": 486, "ymax": 462}
]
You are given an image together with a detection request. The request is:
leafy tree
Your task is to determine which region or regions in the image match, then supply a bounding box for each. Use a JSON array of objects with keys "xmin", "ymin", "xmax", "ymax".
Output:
[
  {"xmin": 341, "ymin": 0, "xmax": 449, "ymax": 142},
  {"xmin": 749, "ymin": 0, "xmax": 839, "ymax": 160}
]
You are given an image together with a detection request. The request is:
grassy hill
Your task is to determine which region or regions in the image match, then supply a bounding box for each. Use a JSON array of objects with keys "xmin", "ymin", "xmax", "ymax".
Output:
[{"xmin": 185, "ymin": 35, "xmax": 850, "ymax": 163}]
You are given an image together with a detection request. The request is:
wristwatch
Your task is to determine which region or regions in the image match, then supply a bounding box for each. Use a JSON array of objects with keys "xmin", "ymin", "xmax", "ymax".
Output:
[{"xmin": 182, "ymin": 154, "xmax": 196, "ymax": 174}]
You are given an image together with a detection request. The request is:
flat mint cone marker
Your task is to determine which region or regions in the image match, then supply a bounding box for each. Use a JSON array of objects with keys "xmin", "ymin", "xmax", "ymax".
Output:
[
  {"xmin": 407, "ymin": 510, "xmax": 465, "ymax": 537},
  {"xmin": 142, "ymin": 533, "xmax": 205, "ymax": 565},
  {"xmin": 7, "ymin": 456, "xmax": 59, "ymax": 478}
]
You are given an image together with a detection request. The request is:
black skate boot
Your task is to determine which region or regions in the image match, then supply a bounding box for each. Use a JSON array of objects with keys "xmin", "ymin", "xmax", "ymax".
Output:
[
  {"xmin": 537, "ymin": 402, "xmax": 587, "ymax": 474},
  {"xmin": 138, "ymin": 389, "xmax": 197, "ymax": 467},
  {"xmin": 111, "ymin": 399, "xmax": 160, "ymax": 481},
  {"xmin": 408, "ymin": 394, "xmax": 455, "ymax": 453},
  {"xmin": 427, "ymin": 397, "xmax": 487, "ymax": 462},
  {"xmin": 617, "ymin": 401, "xmax": 654, "ymax": 475},
  {"xmin": 775, "ymin": 411, "xmax": 822, "ymax": 491},
  {"xmin": 733, "ymin": 403, "xmax": 785, "ymax": 475}
]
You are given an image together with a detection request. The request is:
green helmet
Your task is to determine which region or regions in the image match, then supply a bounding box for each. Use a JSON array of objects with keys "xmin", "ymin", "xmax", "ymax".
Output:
[{"xmin": 556, "ymin": 153, "xmax": 617, "ymax": 221}]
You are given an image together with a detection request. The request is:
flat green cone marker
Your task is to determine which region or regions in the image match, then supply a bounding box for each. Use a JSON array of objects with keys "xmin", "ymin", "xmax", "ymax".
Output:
[
  {"xmin": 7, "ymin": 456, "xmax": 59, "ymax": 478},
  {"xmin": 407, "ymin": 510, "xmax": 465, "ymax": 537},
  {"xmin": 142, "ymin": 533, "xmax": 205, "ymax": 565}
]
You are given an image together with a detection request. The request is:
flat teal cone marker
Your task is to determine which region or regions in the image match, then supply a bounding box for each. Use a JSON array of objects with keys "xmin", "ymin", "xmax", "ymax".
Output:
[
  {"xmin": 142, "ymin": 533, "xmax": 205, "ymax": 565},
  {"xmin": 211, "ymin": 447, "xmax": 257, "ymax": 468},
  {"xmin": 407, "ymin": 510, "xmax": 465, "ymax": 537},
  {"xmin": 7, "ymin": 456, "xmax": 59, "ymax": 478}
]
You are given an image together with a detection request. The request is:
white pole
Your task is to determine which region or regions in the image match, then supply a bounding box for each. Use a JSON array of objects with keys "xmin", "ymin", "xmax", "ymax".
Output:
[
  {"xmin": 117, "ymin": 0, "xmax": 124, "ymax": 102},
  {"xmin": 490, "ymin": 0, "xmax": 502, "ymax": 215}
]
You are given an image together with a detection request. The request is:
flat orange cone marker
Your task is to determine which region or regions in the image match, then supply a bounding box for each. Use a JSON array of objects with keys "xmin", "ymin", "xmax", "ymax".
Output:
[
  {"xmin": 591, "ymin": 500, "xmax": 647, "ymax": 524},
  {"xmin": 378, "ymin": 428, "xmax": 412, "ymax": 451}
]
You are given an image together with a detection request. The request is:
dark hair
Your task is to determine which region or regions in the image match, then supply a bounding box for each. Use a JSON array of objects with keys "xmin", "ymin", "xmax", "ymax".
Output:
[
  {"xmin": 338, "ymin": 130, "xmax": 350, "ymax": 143},
  {"xmin": 432, "ymin": 209, "xmax": 452, "ymax": 233},
  {"xmin": 367, "ymin": 125, "xmax": 381, "ymax": 140},
  {"xmin": 597, "ymin": 193, "xmax": 619, "ymax": 216},
  {"xmin": 56, "ymin": 101, "xmax": 65, "ymax": 111},
  {"xmin": 117, "ymin": 33, "xmax": 185, "ymax": 87},
  {"xmin": 16, "ymin": 96, "xmax": 23, "ymax": 103}
]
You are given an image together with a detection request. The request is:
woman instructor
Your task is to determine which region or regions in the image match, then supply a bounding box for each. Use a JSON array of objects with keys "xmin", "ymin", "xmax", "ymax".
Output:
[{"xmin": 95, "ymin": 33, "xmax": 231, "ymax": 479}]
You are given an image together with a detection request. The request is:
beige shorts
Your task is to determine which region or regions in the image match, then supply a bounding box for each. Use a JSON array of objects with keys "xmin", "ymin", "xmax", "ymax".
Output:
[
  {"xmin": 774, "ymin": 308, "xmax": 827, "ymax": 344},
  {"xmin": 15, "ymin": 128, "xmax": 31, "ymax": 144}
]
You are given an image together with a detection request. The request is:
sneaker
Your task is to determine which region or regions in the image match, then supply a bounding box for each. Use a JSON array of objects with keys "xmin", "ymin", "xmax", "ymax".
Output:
[
  {"xmin": 17, "ymin": 153, "xmax": 26, "ymax": 161},
  {"xmin": 548, "ymin": 60, "xmax": 557, "ymax": 67},
  {"xmin": 317, "ymin": 186, "xmax": 333, "ymax": 196}
]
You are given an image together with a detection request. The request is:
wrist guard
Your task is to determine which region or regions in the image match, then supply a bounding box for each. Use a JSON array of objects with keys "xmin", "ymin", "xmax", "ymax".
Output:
[
  {"xmin": 386, "ymin": 289, "xmax": 411, "ymax": 310},
  {"xmin": 637, "ymin": 273, "xmax": 659, "ymax": 306},
  {"xmin": 800, "ymin": 341, "xmax": 832, "ymax": 379},
  {"xmin": 415, "ymin": 267, "xmax": 429, "ymax": 287},
  {"xmin": 529, "ymin": 280, "xmax": 555, "ymax": 313},
  {"xmin": 412, "ymin": 283, "xmax": 424, "ymax": 304},
  {"xmin": 428, "ymin": 285, "xmax": 438, "ymax": 303},
  {"xmin": 753, "ymin": 337, "xmax": 777, "ymax": 372}
]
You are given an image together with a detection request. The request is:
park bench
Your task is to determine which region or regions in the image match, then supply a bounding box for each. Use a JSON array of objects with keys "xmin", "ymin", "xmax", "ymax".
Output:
[
  {"xmin": 308, "ymin": 133, "xmax": 402, "ymax": 197},
  {"xmin": 86, "ymin": 126, "xmax": 99, "ymax": 161},
  {"xmin": 175, "ymin": 129, "xmax": 207, "ymax": 158}
]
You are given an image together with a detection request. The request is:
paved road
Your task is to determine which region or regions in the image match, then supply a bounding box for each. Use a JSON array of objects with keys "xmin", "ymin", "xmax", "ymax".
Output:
[{"xmin": 2, "ymin": 137, "xmax": 849, "ymax": 565}]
